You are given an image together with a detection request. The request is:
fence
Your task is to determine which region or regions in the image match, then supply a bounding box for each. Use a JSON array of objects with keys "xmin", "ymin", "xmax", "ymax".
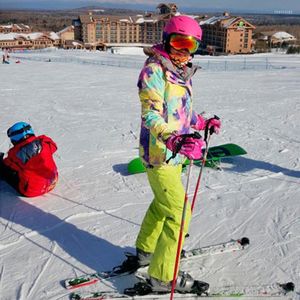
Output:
[
  {"xmin": 11, "ymin": 49, "xmax": 300, "ymax": 72},
  {"xmin": 195, "ymin": 57, "xmax": 293, "ymax": 71}
]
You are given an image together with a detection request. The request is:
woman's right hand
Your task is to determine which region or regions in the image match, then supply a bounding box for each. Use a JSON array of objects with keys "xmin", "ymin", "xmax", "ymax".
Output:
[{"xmin": 166, "ymin": 134, "xmax": 205, "ymax": 160}]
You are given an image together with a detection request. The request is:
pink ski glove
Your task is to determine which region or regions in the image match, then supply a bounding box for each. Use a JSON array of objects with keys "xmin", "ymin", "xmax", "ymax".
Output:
[
  {"xmin": 193, "ymin": 115, "xmax": 221, "ymax": 134},
  {"xmin": 193, "ymin": 114, "xmax": 206, "ymax": 131},
  {"xmin": 206, "ymin": 117, "xmax": 221, "ymax": 134},
  {"xmin": 166, "ymin": 134, "xmax": 206, "ymax": 160}
]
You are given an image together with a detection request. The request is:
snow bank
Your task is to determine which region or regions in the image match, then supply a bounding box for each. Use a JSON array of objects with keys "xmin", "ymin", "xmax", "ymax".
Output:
[{"xmin": 0, "ymin": 50, "xmax": 299, "ymax": 300}]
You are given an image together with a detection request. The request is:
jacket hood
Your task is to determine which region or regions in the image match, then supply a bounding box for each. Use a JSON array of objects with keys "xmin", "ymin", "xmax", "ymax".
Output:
[{"xmin": 143, "ymin": 44, "xmax": 199, "ymax": 82}]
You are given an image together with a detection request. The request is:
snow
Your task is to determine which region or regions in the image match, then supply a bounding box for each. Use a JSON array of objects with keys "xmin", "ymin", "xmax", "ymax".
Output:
[
  {"xmin": 0, "ymin": 49, "xmax": 300, "ymax": 300},
  {"xmin": 49, "ymin": 32, "xmax": 60, "ymax": 40},
  {"xmin": 0, "ymin": 33, "xmax": 19, "ymax": 41},
  {"xmin": 135, "ymin": 17, "xmax": 144, "ymax": 24},
  {"xmin": 110, "ymin": 47, "xmax": 145, "ymax": 55},
  {"xmin": 0, "ymin": 32, "xmax": 59, "ymax": 41},
  {"xmin": 272, "ymin": 32, "xmax": 296, "ymax": 41},
  {"xmin": 0, "ymin": 24, "xmax": 30, "ymax": 30},
  {"xmin": 200, "ymin": 16, "xmax": 229, "ymax": 26}
]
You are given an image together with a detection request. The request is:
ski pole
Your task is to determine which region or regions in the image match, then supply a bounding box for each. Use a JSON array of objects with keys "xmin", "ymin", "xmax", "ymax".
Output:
[
  {"xmin": 167, "ymin": 132, "xmax": 202, "ymax": 300},
  {"xmin": 170, "ymin": 118, "xmax": 219, "ymax": 300},
  {"xmin": 191, "ymin": 116, "xmax": 219, "ymax": 212},
  {"xmin": 190, "ymin": 131, "xmax": 211, "ymax": 212},
  {"xmin": 170, "ymin": 160, "xmax": 193, "ymax": 300}
]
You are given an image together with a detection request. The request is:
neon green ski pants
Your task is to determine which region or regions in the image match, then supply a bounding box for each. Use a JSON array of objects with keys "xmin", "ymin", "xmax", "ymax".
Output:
[{"xmin": 136, "ymin": 164, "xmax": 191, "ymax": 283}]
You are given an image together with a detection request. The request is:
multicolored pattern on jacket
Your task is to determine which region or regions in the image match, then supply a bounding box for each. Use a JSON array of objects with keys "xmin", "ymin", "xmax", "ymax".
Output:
[{"xmin": 137, "ymin": 45, "xmax": 199, "ymax": 167}]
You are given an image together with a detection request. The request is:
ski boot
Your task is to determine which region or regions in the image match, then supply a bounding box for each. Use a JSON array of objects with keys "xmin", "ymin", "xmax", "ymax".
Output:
[
  {"xmin": 112, "ymin": 249, "xmax": 152, "ymax": 274},
  {"xmin": 150, "ymin": 271, "xmax": 209, "ymax": 295},
  {"xmin": 124, "ymin": 271, "xmax": 209, "ymax": 296}
]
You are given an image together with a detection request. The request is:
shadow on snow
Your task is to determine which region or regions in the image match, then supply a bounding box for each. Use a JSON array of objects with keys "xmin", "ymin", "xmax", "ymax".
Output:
[
  {"xmin": 0, "ymin": 185, "xmax": 135, "ymax": 279},
  {"xmin": 222, "ymin": 156, "xmax": 300, "ymax": 179},
  {"xmin": 112, "ymin": 163, "xmax": 131, "ymax": 176},
  {"xmin": 113, "ymin": 156, "xmax": 300, "ymax": 180}
]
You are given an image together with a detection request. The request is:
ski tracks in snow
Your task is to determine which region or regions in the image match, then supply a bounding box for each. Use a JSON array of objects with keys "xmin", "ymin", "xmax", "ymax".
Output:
[
  {"xmin": 0, "ymin": 265, "xmax": 4, "ymax": 297},
  {"xmin": 229, "ymin": 181, "xmax": 282, "ymax": 236},
  {"xmin": 26, "ymin": 242, "xmax": 58, "ymax": 299}
]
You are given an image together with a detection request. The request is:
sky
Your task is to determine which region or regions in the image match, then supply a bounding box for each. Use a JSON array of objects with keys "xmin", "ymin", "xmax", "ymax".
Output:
[{"xmin": 0, "ymin": 0, "xmax": 300, "ymax": 14}]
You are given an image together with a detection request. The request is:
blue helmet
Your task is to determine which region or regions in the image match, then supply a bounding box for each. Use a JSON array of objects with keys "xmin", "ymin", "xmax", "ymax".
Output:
[{"xmin": 7, "ymin": 122, "xmax": 35, "ymax": 144}]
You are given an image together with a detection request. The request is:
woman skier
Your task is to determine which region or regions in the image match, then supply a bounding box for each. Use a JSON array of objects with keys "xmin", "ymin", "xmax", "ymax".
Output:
[{"xmin": 119, "ymin": 15, "xmax": 221, "ymax": 294}]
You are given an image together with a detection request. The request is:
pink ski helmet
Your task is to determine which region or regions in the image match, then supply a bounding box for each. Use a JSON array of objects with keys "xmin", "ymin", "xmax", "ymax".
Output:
[{"xmin": 163, "ymin": 15, "xmax": 202, "ymax": 41}]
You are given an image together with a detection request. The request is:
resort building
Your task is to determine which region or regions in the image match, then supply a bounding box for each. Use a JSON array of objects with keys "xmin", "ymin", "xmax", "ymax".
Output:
[
  {"xmin": 0, "ymin": 4, "xmax": 258, "ymax": 55},
  {"xmin": 200, "ymin": 12, "xmax": 256, "ymax": 54},
  {"xmin": 0, "ymin": 23, "xmax": 32, "ymax": 34},
  {"xmin": 72, "ymin": 3, "xmax": 179, "ymax": 49},
  {"xmin": 0, "ymin": 32, "xmax": 60, "ymax": 50}
]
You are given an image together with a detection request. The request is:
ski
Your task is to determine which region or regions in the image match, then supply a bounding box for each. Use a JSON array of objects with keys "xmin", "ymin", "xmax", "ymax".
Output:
[
  {"xmin": 64, "ymin": 237, "xmax": 249, "ymax": 290},
  {"xmin": 64, "ymin": 269, "xmax": 132, "ymax": 290},
  {"xmin": 182, "ymin": 237, "xmax": 249, "ymax": 259},
  {"xmin": 69, "ymin": 282, "xmax": 295, "ymax": 299},
  {"xmin": 70, "ymin": 291, "xmax": 129, "ymax": 299}
]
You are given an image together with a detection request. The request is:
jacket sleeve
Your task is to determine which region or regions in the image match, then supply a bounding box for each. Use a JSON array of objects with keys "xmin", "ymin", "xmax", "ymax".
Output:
[
  {"xmin": 190, "ymin": 111, "xmax": 207, "ymax": 130},
  {"xmin": 190, "ymin": 110, "xmax": 198, "ymax": 126},
  {"xmin": 138, "ymin": 62, "xmax": 174, "ymax": 142},
  {"xmin": 3, "ymin": 149, "xmax": 22, "ymax": 172}
]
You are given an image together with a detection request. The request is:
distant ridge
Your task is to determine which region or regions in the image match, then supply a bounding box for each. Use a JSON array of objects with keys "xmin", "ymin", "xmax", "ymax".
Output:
[{"xmin": 66, "ymin": 6, "xmax": 147, "ymax": 15}]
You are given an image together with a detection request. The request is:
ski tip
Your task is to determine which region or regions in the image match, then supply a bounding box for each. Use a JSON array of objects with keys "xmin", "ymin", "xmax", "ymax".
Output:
[
  {"xmin": 193, "ymin": 280, "xmax": 210, "ymax": 295},
  {"xmin": 70, "ymin": 293, "xmax": 80, "ymax": 300},
  {"xmin": 239, "ymin": 237, "xmax": 250, "ymax": 246},
  {"xmin": 124, "ymin": 281, "xmax": 153, "ymax": 296},
  {"xmin": 281, "ymin": 282, "xmax": 295, "ymax": 292},
  {"xmin": 65, "ymin": 278, "xmax": 99, "ymax": 290}
]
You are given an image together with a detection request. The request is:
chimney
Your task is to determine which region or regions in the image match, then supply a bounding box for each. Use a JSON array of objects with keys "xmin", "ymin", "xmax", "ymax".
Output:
[{"xmin": 88, "ymin": 11, "xmax": 93, "ymax": 22}]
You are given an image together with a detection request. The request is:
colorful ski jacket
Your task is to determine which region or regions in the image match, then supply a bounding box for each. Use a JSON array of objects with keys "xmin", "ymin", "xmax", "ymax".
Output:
[
  {"xmin": 3, "ymin": 135, "xmax": 58, "ymax": 197},
  {"xmin": 137, "ymin": 45, "xmax": 199, "ymax": 167}
]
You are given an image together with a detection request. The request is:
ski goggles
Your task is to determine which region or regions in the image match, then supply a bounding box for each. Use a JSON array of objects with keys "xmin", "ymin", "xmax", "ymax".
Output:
[
  {"xmin": 169, "ymin": 34, "xmax": 200, "ymax": 54},
  {"xmin": 7, "ymin": 124, "xmax": 32, "ymax": 137}
]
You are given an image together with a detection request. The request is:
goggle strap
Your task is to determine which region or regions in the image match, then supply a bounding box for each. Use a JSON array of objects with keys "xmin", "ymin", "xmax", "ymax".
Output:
[{"xmin": 8, "ymin": 125, "xmax": 32, "ymax": 137}]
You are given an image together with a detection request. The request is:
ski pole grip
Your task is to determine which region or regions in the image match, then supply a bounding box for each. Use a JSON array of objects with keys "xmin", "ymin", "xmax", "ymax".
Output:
[
  {"xmin": 166, "ymin": 132, "xmax": 202, "ymax": 163},
  {"xmin": 192, "ymin": 131, "xmax": 202, "ymax": 139},
  {"xmin": 205, "ymin": 115, "xmax": 220, "ymax": 141}
]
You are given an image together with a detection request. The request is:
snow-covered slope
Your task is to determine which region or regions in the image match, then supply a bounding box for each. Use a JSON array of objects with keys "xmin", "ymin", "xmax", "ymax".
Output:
[{"xmin": 0, "ymin": 50, "xmax": 299, "ymax": 300}]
